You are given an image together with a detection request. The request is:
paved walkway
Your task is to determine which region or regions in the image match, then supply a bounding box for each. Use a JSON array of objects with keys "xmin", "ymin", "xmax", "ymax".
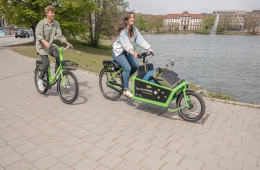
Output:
[{"xmin": 0, "ymin": 48, "xmax": 260, "ymax": 170}]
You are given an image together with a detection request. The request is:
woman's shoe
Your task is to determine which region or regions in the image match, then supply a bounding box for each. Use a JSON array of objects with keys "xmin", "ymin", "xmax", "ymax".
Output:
[{"xmin": 123, "ymin": 89, "xmax": 133, "ymax": 98}]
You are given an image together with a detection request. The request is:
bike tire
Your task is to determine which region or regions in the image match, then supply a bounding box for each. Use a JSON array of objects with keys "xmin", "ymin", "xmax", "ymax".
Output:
[
  {"xmin": 34, "ymin": 66, "xmax": 49, "ymax": 94},
  {"xmin": 99, "ymin": 68, "xmax": 123, "ymax": 101},
  {"xmin": 177, "ymin": 91, "xmax": 205, "ymax": 122},
  {"xmin": 57, "ymin": 71, "xmax": 79, "ymax": 104}
]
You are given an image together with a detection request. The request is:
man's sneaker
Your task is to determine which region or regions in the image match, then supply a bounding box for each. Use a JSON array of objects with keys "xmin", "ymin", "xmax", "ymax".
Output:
[
  {"xmin": 38, "ymin": 80, "xmax": 44, "ymax": 92},
  {"xmin": 123, "ymin": 89, "xmax": 133, "ymax": 98}
]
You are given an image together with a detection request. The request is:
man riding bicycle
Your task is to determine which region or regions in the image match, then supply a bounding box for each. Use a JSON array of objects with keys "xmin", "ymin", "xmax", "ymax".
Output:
[{"xmin": 36, "ymin": 5, "xmax": 73, "ymax": 92}]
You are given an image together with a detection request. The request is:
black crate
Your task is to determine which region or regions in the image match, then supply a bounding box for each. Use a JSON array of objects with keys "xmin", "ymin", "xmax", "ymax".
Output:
[{"xmin": 103, "ymin": 60, "xmax": 120, "ymax": 72}]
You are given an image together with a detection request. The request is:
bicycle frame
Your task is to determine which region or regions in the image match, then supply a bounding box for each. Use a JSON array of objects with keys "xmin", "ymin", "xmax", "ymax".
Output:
[
  {"xmin": 106, "ymin": 67, "xmax": 192, "ymax": 112},
  {"xmin": 45, "ymin": 47, "xmax": 68, "ymax": 88}
]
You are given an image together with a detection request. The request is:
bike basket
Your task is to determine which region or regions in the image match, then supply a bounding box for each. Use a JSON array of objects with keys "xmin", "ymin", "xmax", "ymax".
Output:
[
  {"xmin": 61, "ymin": 60, "xmax": 78, "ymax": 70},
  {"xmin": 36, "ymin": 60, "xmax": 43, "ymax": 67}
]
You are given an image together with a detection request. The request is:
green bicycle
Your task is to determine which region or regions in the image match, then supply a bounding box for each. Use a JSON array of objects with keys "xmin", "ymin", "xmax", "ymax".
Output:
[
  {"xmin": 99, "ymin": 52, "xmax": 205, "ymax": 122},
  {"xmin": 34, "ymin": 44, "xmax": 79, "ymax": 104}
]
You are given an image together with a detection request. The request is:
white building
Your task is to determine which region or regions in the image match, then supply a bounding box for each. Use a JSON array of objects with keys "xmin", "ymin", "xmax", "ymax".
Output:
[{"xmin": 164, "ymin": 11, "xmax": 204, "ymax": 31}]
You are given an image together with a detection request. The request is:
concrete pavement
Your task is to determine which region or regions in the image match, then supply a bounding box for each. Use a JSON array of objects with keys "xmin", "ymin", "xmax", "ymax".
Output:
[
  {"xmin": 0, "ymin": 36, "xmax": 33, "ymax": 50},
  {"xmin": 0, "ymin": 40, "xmax": 260, "ymax": 170}
]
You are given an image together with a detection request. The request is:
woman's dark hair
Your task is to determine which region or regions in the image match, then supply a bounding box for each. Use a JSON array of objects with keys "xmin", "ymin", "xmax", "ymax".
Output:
[{"xmin": 116, "ymin": 12, "xmax": 135, "ymax": 37}]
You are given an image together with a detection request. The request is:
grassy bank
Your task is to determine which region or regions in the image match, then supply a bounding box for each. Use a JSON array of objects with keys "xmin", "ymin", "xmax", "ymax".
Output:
[
  {"xmin": 10, "ymin": 38, "xmax": 113, "ymax": 74},
  {"xmin": 189, "ymin": 83, "xmax": 238, "ymax": 102}
]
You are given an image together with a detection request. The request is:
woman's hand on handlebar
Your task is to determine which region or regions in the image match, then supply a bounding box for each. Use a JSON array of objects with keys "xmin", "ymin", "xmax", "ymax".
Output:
[
  {"xmin": 131, "ymin": 51, "xmax": 138, "ymax": 59},
  {"xmin": 149, "ymin": 49, "xmax": 154, "ymax": 54}
]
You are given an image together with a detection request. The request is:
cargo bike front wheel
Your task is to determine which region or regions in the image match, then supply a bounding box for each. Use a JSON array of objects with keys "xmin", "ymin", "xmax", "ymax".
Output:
[{"xmin": 177, "ymin": 91, "xmax": 205, "ymax": 122}]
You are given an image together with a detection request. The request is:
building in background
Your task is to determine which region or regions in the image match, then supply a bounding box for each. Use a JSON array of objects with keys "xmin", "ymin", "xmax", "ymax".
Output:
[
  {"xmin": 213, "ymin": 10, "xmax": 248, "ymax": 31},
  {"xmin": 164, "ymin": 11, "xmax": 204, "ymax": 31},
  {"xmin": 0, "ymin": 14, "xmax": 12, "ymax": 36},
  {"xmin": 244, "ymin": 10, "xmax": 260, "ymax": 32}
]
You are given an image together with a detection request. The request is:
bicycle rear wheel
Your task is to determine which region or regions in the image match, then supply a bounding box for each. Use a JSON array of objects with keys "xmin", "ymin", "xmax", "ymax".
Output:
[
  {"xmin": 99, "ymin": 68, "xmax": 123, "ymax": 100},
  {"xmin": 57, "ymin": 72, "xmax": 79, "ymax": 104},
  {"xmin": 34, "ymin": 66, "xmax": 48, "ymax": 94},
  {"xmin": 177, "ymin": 91, "xmax": 205, "ymax": 122}
]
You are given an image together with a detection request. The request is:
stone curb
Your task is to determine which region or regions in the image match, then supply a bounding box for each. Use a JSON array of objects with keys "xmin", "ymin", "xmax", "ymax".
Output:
[{"xmin": 8, "ymin": 47, "xmax": 260, "ymax": 109}]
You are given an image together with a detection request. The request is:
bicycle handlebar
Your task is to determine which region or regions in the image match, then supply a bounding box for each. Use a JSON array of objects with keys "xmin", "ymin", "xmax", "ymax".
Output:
[
  {"xmin": 50, "ymin": 44, "xmax": 71, "ymax": 51},
  {"xmin": 137, "ymin": 52, "xmax": 154, "ymax": 59}
]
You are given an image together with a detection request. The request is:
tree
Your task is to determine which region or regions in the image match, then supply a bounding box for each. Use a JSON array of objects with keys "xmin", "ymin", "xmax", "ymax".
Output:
[
  {"xmin": 134, "ymin": 13, "xmax": 147, "ymax": 31},
  {"xmin": 174, "ymin": 22, "xmax": 180, "ymax": 32},
  {"xmin": 83, "ymin": 0, "xmax": 129, "ymax": 47},
  {"xmin": 0, "ymin": 0, "xmax": 98, "ymax": 43},
  {"xmin": 197, "ymin": 16, "xmax": 214, "ymax": 34},
  {"xmin": 245, "ymin": 18, "xmax": 260, "ymax": 34},
  {"xmin": 148, "ymin": 16, "xmax": 164, "ymax": 33},
  {"xmin": 218, "ymin": 14, "xmax": 232, "ymax": 32}
]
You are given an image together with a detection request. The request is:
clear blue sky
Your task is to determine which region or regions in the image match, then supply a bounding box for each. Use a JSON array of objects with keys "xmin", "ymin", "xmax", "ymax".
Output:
[{"xmin": 127, "ymin": 0, "xmax": 260, "ymax": 15}]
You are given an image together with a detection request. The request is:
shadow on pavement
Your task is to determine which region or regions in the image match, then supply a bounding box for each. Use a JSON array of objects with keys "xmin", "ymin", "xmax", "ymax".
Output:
[{"xmin": 41, "ymin": 81, "xmax": 92, "ymax": 105}]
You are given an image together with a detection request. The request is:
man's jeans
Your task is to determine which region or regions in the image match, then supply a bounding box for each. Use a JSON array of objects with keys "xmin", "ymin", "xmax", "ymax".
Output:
[
  {"xmin": 39, "ymin": 48, "xmax": 60, "ymax": 79},
  {"xmin": 112, "ymin": 50, "xmax": 139, "ymax": 89}
]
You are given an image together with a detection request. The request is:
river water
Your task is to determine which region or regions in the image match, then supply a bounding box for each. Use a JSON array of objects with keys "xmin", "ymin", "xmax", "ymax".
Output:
[{"xmin": 141, "ymin": 34, "xmax": 260, "ymax": 103}]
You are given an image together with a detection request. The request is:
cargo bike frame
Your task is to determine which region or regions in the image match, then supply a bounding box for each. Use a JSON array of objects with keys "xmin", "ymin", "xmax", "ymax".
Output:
[{"xmin": 99, "ymin": 52, "xmax": 205, "ymax": 122}]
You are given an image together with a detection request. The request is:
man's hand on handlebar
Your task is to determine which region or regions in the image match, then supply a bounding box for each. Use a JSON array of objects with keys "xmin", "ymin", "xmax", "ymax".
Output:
[
  {"xmin": 40, "ymin": 39, "xmax": 50, "ymax": 49},
  {"xmin": 131, "ymin": 51, "xmax": 138, "ymax": 59},
  {"xmin": 65, "ymin": 41, "xmax": 73, "ymax": 49},
  {"xmin": 149, "ymin": 49, "xmax": 154, "ymax": 54},
  {"xmin": 44, "ymin": 42, "xmax": 51, "ymax": 49}
]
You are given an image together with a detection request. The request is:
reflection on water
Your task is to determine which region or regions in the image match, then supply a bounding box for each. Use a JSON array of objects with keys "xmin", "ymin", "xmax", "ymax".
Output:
[{"xmin": 142, "ymin": 34, "xmax": 260, "ymax": 103}]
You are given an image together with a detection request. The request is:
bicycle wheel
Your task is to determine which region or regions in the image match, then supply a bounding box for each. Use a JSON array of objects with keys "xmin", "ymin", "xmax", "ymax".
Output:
[
  {"xmin": 57, "ymin": 71, "xmax": 79, "ymax": 104},
  {"xmin": 34, "ymin": 66, "xmax": 48, "ymax": 94},
  {"xmin": 99, "ymin": 68, "xmax": 123, "ymax": 100},
  {"xmin": 177, "ymin": 91, "xmax": 205, "ymax": 122}
]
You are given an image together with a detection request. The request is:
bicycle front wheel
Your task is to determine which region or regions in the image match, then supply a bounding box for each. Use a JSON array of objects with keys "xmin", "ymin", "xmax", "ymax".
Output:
[
  {"xmin": 177, "ymin": 91, "xmax": 205, "ymax": 122},
  {"xmin": 99, "ymin": 68, "xmax": 123, "ymax": 100},
  {"xmin": 57, "ymin": 72, "xmax": 79, "ymax": 104}
]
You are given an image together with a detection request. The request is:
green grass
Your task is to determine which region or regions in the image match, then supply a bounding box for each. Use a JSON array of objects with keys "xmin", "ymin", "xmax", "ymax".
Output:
[{"xmin": 10, "ymin": 38, "xmax": 113, "ymax": 74}]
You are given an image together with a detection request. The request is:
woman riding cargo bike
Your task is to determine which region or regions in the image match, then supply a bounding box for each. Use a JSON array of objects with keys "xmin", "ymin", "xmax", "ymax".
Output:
[
  {"xmin": 110, "ymin": 11, "xmax": 154, "ymax": 98},
  {"xmin": 99, "ymin": 12, "xmax": 206, "ymax": 122}
]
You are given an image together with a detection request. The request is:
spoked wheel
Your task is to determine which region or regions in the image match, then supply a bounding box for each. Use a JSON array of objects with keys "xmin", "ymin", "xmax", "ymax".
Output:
[
  {"xmin": 99, "ymin": 68, "xmax": 123, "ymax": 100},
  {"xmin": 57, "ymin": 72, "xmax": 79, "ymax": 104},
  {"xmin": 34, "ymin": 66, "xmax": 49, "ymax": 94},
  {"xmin": 177, "ymin": 91, "xmax": 205, "ymax": 122}
]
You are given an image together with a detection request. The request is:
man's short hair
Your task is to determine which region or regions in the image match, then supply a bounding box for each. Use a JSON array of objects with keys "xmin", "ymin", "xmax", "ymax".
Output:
[{"xmin": 45, "ymin": 6, "xmax": 55, "ymax": 14}]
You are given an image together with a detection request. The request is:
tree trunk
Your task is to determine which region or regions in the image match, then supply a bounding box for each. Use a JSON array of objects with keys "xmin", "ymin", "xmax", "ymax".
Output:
[{"xmin": 31, "ymin": 22, "xmax": 38, "ymax": 44}]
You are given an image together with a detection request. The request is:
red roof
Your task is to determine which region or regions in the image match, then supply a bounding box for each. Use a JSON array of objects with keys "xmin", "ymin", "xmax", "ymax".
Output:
[
  {"xmin": 165, "ymin": 14, "xmax": 179, "ymax": 18},
  {"xmin": 191, "ymin": 14, "xmax": 203, "ymax": 18},
  {"xmin": 149, "ymin": 11, "xmax": 203, "ymax": 19}
]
